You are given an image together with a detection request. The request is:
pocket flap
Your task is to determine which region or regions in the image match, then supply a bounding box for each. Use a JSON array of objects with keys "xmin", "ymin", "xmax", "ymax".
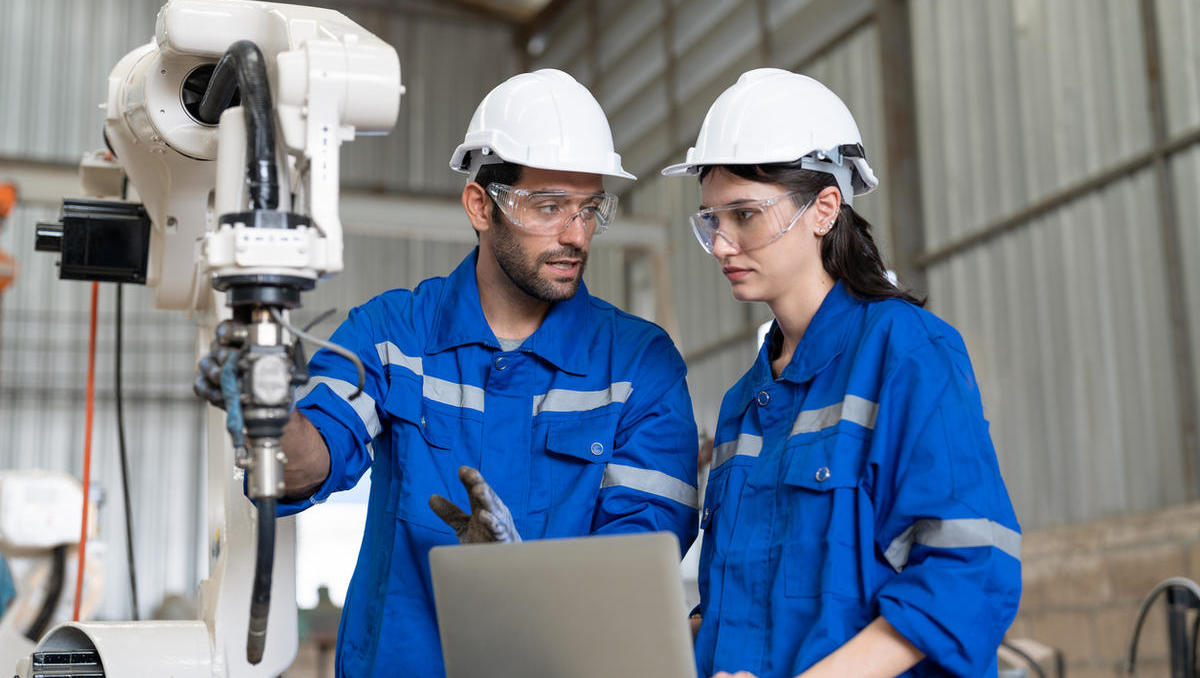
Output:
[
  {"xmin": 782, "ymin": 433, "xmax": 866, "ymax": 491},
  {"xmin": 382, "ymin": 385, "xmax": 453, "ymax": 449},
  {"xmin": 545, "ymin": 417, "xmax": 615, "ymax": 463}
]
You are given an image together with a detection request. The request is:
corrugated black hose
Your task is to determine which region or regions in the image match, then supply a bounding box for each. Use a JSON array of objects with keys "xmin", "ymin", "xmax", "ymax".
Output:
[
  {"xmin": 194, "ymin": 39, "xmax": 281, "ymax": 664},
  {"xmin": 246, "ymin": 497, "xmax": 276, "ymax": 665},
  {"xmin": 195, "ymin": 39, "xmax": 278, "ymax": 211}
]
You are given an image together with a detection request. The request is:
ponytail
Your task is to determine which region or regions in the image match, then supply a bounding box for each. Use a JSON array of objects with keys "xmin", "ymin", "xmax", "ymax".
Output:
[
  {"xmin": 823, "ymin": 204, "xmax": 924, "ymax": 306},
  {"xmin": 700, "ymin": 163, "xmax": 924, "ymax": 307}
]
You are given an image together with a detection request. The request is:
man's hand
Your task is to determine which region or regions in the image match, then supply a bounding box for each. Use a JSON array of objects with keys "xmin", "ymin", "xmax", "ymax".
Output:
[
  {"xmin": 429, "ymin": 466, "xmax": 521, "ymax": 544},
  {"xmin": 193, "ymin": 319, "xmax": 247, "ymax": 408}
]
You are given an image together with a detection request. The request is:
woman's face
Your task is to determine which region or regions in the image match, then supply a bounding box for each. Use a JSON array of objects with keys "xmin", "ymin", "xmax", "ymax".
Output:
[{"xmin": 698, "ymin": 168, "xmax": 825, "ymax": 304}]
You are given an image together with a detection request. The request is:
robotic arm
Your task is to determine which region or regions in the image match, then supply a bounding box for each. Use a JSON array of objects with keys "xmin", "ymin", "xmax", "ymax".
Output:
[{"xmin": 28, "ymin": 1, "xmax": 401, "ymax": 675}]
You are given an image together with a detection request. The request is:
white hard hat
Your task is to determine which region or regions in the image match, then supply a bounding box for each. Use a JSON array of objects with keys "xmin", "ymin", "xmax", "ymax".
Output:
[
  {"xmin": 661, "ymin": 68, "xmax": 877, "ymax": 204},
  {"xmin": 449, "ymin": 69, "xmax": 635, "ymax": 180}
]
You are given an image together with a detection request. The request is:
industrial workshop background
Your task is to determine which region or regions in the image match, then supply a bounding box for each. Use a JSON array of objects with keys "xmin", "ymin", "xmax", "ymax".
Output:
[{"xmin": 2, "ymin": 0, "xmax": 1199, "ymax": 676}]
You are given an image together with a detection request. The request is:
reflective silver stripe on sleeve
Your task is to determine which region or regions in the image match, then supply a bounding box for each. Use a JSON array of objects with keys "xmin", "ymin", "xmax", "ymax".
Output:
[
  {"xmin": 531, "ymin": 382, "xmax": 634, "ymax": 416},
  {"xmin": 375, "ymin": 341, "xmax": 423, "ymax": 376},
  {"xmin": 600, "ymin": 464, "xmax": 699, "ymax": 509},
  {"xmin": 424, "ymin": 376, "xmax": 486, "ymax": 412},
  {"xmin": 883, "ymin": 518, "xmax": 1022, "ymax": 572},
  {"xmin": 791, "ymin": 394, "xmax": 878, "ymax": 436},
  {"xmin": 711, "ymin": 433, "xmax": 763, "ymax": 470},
  {"xmin": 295, "ymin": 376, "xmax": 381, "ymax": 438}
]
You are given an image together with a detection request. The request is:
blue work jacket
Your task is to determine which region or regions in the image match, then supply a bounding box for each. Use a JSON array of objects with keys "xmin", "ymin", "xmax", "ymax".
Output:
[
  {"xmin": 281, "ymin": 250, "xmax": 700, "ymax": 677},
  {"xmin": 696, "ymin": 281, "xmax": 1021, "ymax": 678}
]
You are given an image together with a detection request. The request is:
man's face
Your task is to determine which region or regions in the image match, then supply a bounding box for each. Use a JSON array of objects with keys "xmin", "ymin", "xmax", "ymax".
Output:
[{"xmin": 488, "ymin": 167, "xmax": 605, "ymax": 302}]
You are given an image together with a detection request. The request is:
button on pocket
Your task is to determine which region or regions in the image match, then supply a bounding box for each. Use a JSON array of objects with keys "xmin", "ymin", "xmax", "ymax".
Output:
[
  {"xmin": 780, "ymin": 432, "xmax": 869, "ymax": 599},
  {"xmin": 534, "ymin": 413, "xmax": 619, "ymax": 521}
]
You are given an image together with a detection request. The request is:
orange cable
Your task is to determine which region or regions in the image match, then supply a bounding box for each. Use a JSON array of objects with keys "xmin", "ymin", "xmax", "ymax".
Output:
[{"xmin": 73, "ymin": 281, "xmax": 99, "ymax": 621}]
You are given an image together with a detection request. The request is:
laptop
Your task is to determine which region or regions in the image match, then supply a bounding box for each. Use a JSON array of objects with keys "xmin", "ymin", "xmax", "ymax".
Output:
[{"xmin": 429, "ymin": 531, "xmax": 698, "ymax": 678}]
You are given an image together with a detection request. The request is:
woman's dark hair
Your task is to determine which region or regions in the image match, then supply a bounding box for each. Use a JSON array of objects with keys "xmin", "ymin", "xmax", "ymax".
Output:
[
  {"xmin": 699, "ymin": 163, "xmax": 925, "ymax": 307},
  {"xmin": 473, "ymin": 160, "xmax": 523, "ymax": 228}
]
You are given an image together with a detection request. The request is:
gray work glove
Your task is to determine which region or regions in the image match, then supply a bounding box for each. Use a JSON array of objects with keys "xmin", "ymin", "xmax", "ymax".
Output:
[
  {"xmin": 192, "ymin": 319, "xmax": 247, "ymax": 409},
  {"xmin": 429, "ymin": 466, "xmax": 521, "ymax": 544}
]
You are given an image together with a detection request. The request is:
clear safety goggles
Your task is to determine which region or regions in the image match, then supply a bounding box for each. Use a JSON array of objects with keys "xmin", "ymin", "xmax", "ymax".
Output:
[
  {"xmin": 486, "ymin": 183, "xmax": 619, "ymax": 236},
  {"xmin": 688, "ymin": 192, "xmax": 813, "ymax": 255}
]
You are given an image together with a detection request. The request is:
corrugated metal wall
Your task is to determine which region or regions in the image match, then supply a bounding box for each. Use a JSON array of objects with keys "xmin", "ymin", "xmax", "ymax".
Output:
[
  {"xmin": 910, "ymin": 0, "xmax": 1200, "ymax": 528},
  {"xmin": 533, "ymin": 0, "xmax": 1200, "ymax": 532}
]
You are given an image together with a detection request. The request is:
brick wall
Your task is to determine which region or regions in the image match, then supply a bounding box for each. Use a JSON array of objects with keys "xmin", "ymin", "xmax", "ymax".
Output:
[{"xmin": 1009, "ymin": 502, "xmax": 1200, "ymax": 677}]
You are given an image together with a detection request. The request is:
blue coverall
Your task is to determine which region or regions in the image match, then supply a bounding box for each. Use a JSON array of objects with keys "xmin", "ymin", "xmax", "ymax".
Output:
[
  {"xmin": 280, "ymin": 250, "xmax": 700, "ymax": 677},
  {"xmin": 696, "ymin": 281, "xmax": 1021, "ymax": 678}
]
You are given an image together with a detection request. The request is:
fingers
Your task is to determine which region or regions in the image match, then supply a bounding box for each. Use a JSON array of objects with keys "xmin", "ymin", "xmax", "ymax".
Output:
[
  {"xmin": 214, "ymin": 319, "xmax": 247, "ymax": 347},
  {"xmin": 468, "ymin": 474, "xmax": 501, "ymax": 515},
  {"xmin": 193, "ymin": 373, "xmax": 224, "ymax": 407},
  {"xmin": 457, "ymin": 465, "xmax": 485, "ymax": 489},
  {"xmin": 458, "ymin": 466, "xmax": 501, "ymax": 515},
  {"xmin": 197, "ymin": 346, "xmax": 239, "ymax": 409},
  {"xmin": 428, "ymin": 494, "xmax": 470, "ymax": 532},
  {"xmin": 475, "ymin": 509, "xmax": 516, "ymax": 544},
  {"xmin": 199, "ymin": 353, "xmax": 224, "ymax": 384}
]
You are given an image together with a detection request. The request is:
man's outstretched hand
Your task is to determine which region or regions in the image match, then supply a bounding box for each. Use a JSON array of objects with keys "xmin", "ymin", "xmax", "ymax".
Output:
[{"xmin": 429, "ymin": 466, "xmax": 521, "ymax": 544}]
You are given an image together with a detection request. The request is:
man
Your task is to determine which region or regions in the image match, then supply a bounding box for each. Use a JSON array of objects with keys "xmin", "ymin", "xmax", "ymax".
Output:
[{"xmin": 196, "ymin": 69, "xmax": 699, "ymax": 676}]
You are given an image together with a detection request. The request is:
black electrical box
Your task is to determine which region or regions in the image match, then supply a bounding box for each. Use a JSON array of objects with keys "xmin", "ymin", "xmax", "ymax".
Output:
[{"xmin": 35, "ymin": 198, "xmax": 151, "ymax": 284}]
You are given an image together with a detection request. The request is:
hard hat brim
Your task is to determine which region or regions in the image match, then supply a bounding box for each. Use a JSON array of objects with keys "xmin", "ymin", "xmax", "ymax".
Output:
[
  {"xmin": 660, "ymin": 161, "xmax": 700, "ymax": 177},
  {"xmin": 450, "ymin": 144, "xmax": 636, "ymax": 181}
]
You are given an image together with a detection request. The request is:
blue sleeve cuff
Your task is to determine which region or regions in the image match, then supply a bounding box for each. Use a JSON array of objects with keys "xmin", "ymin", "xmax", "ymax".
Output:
[{"xmin": 275, "ymin": 403, "xmax": 363, "ymax": 517}]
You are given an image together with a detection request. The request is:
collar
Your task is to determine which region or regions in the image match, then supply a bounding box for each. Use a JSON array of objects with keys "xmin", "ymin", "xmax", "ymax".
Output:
[
  {"xmin": 426, "ymin": 248, "xmax": 593, "ymax": 376},
  {"xmin": 735, "ymin": 280, "xmax": 862, "ymax": 404}
]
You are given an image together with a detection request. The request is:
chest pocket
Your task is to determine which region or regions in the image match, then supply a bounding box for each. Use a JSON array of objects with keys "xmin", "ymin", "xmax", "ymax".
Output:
[
  {"xmin": 780, "ymin": 431, "xmax": 870, "ymax": 599},
  {"xmin": 382, "ymin": 381, "xmax": 481, "ymax": 533},
  {"xmin": 529, "ymin": 410, "xmax": 618, "ymax": 530}
]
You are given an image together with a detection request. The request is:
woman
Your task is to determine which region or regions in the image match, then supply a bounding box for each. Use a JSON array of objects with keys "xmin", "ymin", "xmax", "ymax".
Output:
[{"xmin": 662, "ymin": 69, "xmax": 1022, "ymax": 678}]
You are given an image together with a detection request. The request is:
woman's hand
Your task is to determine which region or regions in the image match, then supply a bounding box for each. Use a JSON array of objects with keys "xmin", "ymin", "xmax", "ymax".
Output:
[{"xmin": 710, "ymin": 618, "xmax": 922, "ymax": 678}]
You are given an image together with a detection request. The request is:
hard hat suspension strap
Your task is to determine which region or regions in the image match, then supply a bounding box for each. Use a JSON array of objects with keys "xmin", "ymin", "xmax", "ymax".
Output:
[{"xmin": 799, "ymin": 155, "xmax": 855, "ymax": 207}]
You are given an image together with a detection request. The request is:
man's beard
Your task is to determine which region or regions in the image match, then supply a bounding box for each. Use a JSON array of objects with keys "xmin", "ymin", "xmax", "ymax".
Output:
[{"xmin": 490, "ymin": 220, "xmax": 588, "ymax": 302}]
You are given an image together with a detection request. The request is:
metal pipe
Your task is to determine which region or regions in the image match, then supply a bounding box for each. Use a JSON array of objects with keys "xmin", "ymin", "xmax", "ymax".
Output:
[
  {"xmin": 914, "ymin": 125, "xmax": 1200, "ymax": 268},
  {"xmin": 875, "ymin": 0, "xmax": 927, "ymax": 294},
  {"xmin": 1137, "ymin": 0, "xmax": 1199, "ymax": 501}
]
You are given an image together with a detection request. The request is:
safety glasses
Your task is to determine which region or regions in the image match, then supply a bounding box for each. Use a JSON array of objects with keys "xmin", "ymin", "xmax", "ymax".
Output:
[
  {"xmin": 688, "ymin": 192, "xmax": 813, "ymax": 254},
  {"xmin": 487, "ymin": 183, "xmax": 619, "ymax": 236}
]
